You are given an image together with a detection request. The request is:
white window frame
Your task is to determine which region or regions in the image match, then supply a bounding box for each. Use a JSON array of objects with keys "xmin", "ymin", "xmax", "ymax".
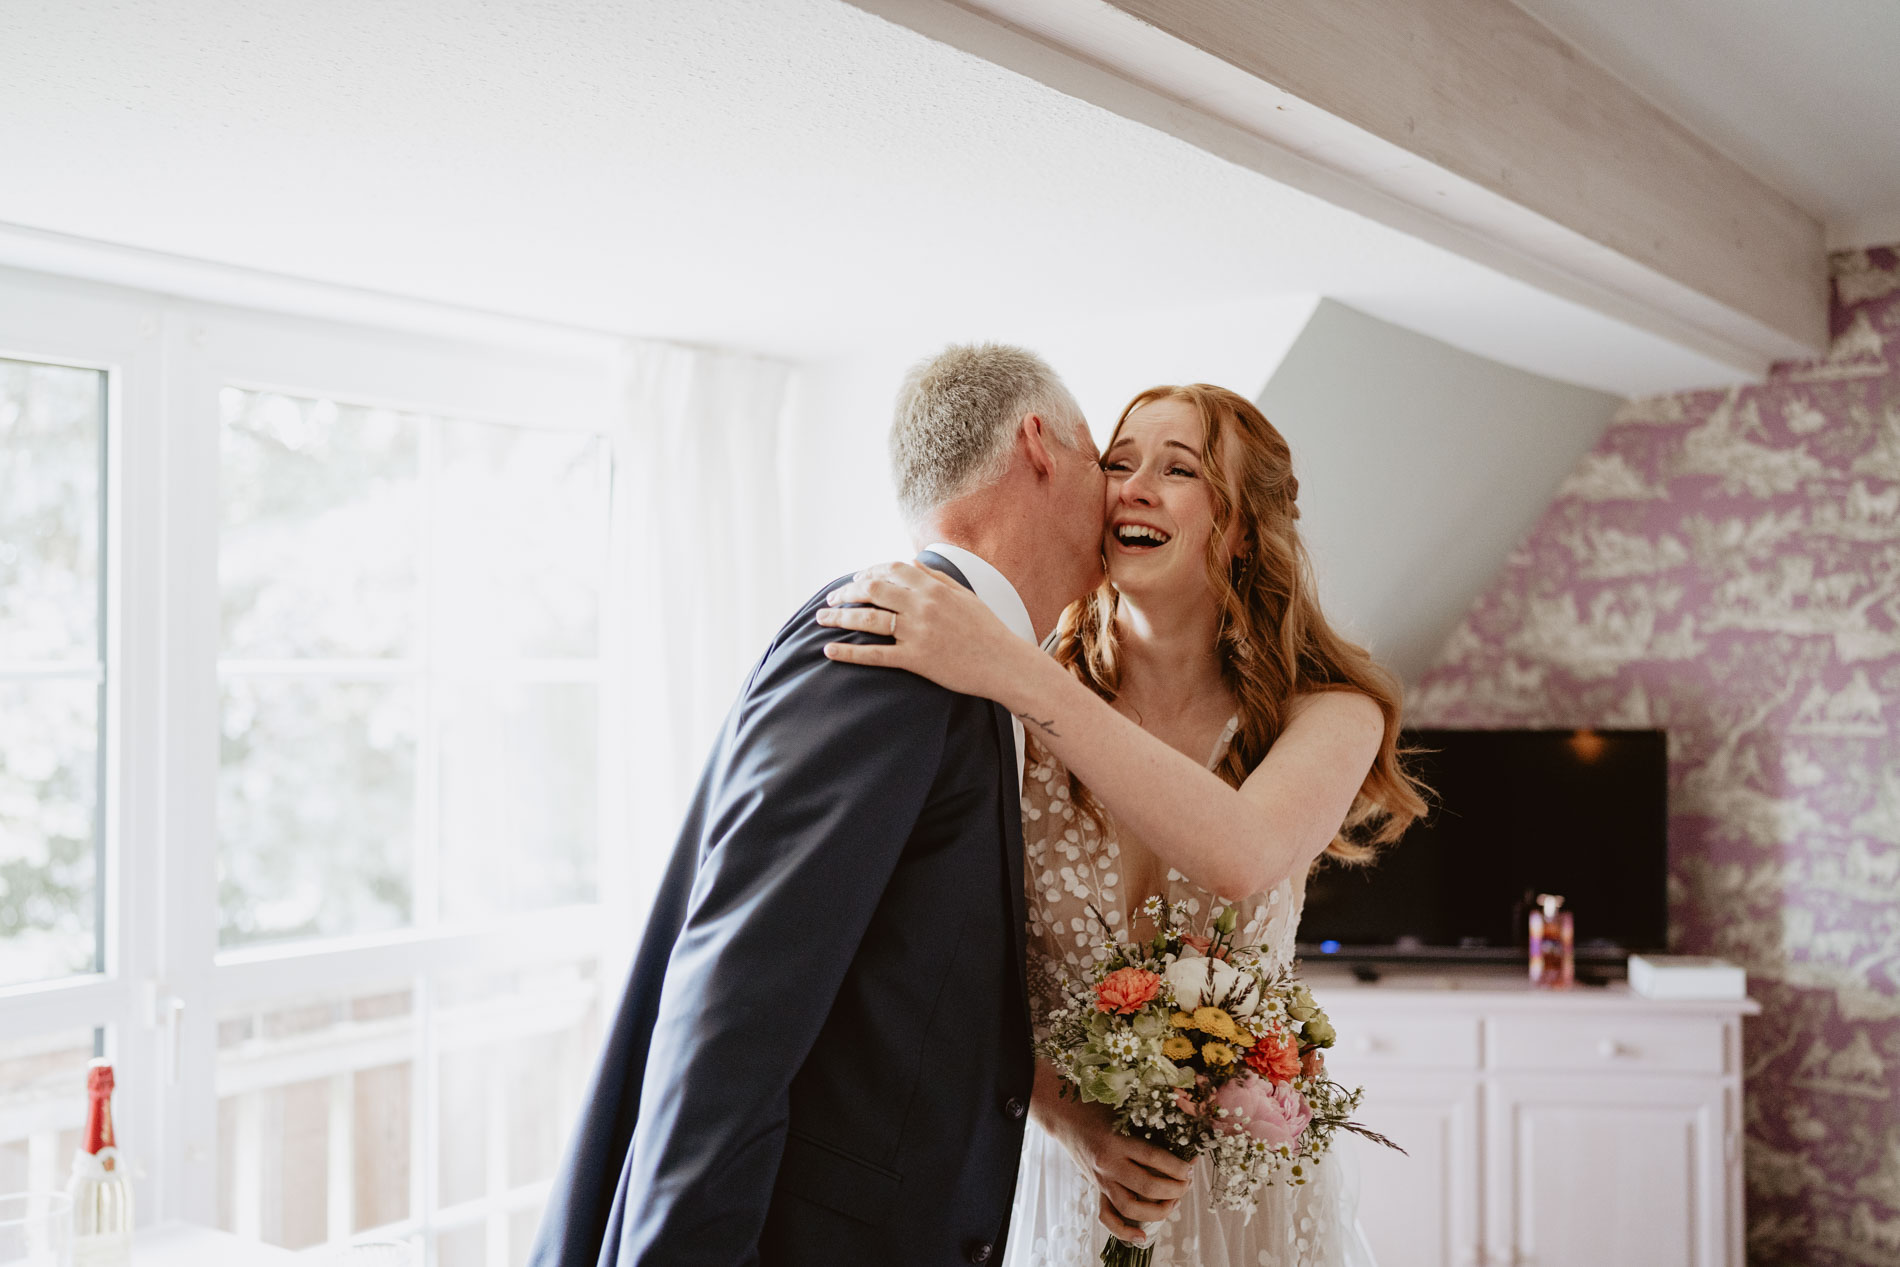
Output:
[
  {"xmin": 0, "ymin": 267, "xmax": 166, "ymax": 1183},
  {"xmin": 0, "ymin": 262, "xmax": 631, "ymax": 1250}
]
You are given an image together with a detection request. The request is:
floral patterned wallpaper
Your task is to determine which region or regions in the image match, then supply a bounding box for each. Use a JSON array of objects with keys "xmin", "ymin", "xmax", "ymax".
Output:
[{"xmin": 1411, "ymin": 247, "xmax": 1900, "ymax": 1266}]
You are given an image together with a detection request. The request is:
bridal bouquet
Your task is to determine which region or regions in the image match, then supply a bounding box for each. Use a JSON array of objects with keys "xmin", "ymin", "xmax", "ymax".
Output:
[{"xmin": 1037, "ymin": 896, "xmax": 1402, "ymax": 1267}]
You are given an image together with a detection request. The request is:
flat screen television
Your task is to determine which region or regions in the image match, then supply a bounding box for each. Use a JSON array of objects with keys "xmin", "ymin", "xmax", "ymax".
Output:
[{"xmin": 1298, "ymin": 728, "xmax": 1669, "ymax": 965}]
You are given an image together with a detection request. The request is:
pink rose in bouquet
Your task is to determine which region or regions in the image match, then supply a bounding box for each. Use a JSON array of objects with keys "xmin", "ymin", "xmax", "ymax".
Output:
[
  {"xmin": 1179, "ymin": 933, "xmax": 1229, "ymax": 960},
  {"xmin": 1214, "ymin": 1076, "xmax": 1313, "ymax": 1150}
]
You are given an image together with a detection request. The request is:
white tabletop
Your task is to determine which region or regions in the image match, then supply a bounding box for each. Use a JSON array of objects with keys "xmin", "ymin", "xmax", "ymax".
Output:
[{"xmin": 135, "ymin": 1222, "xmax": 299, "ymax": 1265}]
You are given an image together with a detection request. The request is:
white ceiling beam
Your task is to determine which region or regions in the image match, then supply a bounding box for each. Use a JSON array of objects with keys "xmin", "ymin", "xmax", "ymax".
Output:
[{"xmin": 849, "ymin": 0, "xmax": 1829, "ymax": 376}]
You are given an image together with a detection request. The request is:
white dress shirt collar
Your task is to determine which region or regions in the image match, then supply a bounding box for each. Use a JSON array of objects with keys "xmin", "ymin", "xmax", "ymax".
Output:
[
  {"xmin": 923, "ymin": 542, "xmax": 1032, "ymax": 792},
  {"xmin": 923, "ymin": 542, "xmax": 1035, "ymax": 647}
]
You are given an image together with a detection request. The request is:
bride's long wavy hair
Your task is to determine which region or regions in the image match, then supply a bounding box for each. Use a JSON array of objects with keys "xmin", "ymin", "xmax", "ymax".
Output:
[{"xmin": 1053, "ymin": 384, "xmax": 1427, "ymax": 864}]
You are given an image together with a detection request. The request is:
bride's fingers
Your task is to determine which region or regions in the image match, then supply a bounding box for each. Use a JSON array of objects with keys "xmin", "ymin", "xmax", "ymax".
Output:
[
  {"xmin": 826, "ymin": 574, "xmax": 912, "ymax": 611},
  {"xmin": 814, "ymin": 607, "xmax": 898, "ymax": 634},
  {"xmin": 1096, "ymin": 1194, "xmax": 1148, "ymax": 1243},
  {"xmin": 1109, "ymin": 1156, "xmax": 1189, "ymax": 1202},
  {"xmin": 1104, "ymin": 1179, "xmax": 1176, "ymax": 1222},
  {"xmin": 1129, "ymin": 1146, "xmax": 1194, "ymax": 1184},
  {"xmin": 906, "ymin": 559, "xmax": 960, "ymax": 588},
  {"xmin": 822, "ymin": 640, "xmax": 900, "ymax": 666}
]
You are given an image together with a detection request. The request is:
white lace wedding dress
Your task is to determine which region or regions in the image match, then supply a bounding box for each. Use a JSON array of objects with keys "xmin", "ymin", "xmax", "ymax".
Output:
[{"xmin": 1006, "ymin": 722, "xmax": 1376, "ymax": 1267}]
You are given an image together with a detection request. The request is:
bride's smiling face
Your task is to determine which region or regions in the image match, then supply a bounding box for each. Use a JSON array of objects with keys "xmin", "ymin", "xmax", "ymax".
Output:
[{"xmin": 1101, "ymin": 397, "xmax": 1242, "ymax": 601}]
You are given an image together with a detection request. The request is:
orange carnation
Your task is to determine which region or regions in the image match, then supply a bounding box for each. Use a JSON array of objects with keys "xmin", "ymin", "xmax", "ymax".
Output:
[
  {"xmin": 1244, "ymin": 1027, "xmax": 1302, "ymax": 1083},
  {"xmin": 1095, "ymin": 967, "xmax": 1163, "ymax": 1015}
]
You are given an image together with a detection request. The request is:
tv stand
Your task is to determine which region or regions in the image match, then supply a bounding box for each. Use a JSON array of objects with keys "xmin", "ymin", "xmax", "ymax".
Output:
[{"xmin": 1306, "ymin": 966, "xmax": 1757, "ymax": 1267}]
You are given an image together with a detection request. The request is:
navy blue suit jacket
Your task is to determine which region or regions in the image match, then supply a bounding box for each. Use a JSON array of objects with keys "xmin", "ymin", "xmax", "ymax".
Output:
[{"xmin": 529, "ymin": 555, "xmax": 1034, "ymax": 1266}]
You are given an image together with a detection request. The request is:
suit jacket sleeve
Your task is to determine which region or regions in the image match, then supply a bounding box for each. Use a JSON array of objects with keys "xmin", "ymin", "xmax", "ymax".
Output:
[{"xmin": 615, "ymin": 608, "xmax": 960, "ymax": 1264}]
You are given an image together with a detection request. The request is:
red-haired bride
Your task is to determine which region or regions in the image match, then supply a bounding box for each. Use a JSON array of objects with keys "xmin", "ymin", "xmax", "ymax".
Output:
[{"xmin": 819, "ymin": 384, "xmax": 1426, "ymax": 1266}]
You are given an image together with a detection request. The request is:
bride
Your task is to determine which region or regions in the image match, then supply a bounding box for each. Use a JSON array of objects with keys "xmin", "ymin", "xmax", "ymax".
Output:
[{"xmin": 818, "ymin": 383, "xmax": 1426, "ymax": 1266}]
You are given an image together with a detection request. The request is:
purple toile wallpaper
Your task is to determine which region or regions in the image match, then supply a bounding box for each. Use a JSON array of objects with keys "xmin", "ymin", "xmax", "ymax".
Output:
[{"xmin": 1411, "ymin": 247, "xmax": 1900, "ymax": 1266}]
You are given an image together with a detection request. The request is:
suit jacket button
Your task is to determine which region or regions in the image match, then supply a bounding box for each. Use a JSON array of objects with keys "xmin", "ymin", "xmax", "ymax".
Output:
[
  {"xmin": 967, "ymin": 1242, "xmax": 994, "ymax": 1263},
  {"xmin": 1004, "ymin": 1096, "xmax": 1027, "ymax": 1120}
]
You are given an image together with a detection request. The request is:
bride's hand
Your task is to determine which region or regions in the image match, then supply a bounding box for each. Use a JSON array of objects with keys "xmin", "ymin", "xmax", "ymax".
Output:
[
  {"xmin": 1047, "ymin": 1094, "xmax": 1192, "ymax": 1243},
  {"xmin": 816, "ymin": 560, "xmax": 1040, "ymax": 706}
]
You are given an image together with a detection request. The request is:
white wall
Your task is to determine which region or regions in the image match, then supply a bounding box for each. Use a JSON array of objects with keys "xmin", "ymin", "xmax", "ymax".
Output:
[
  {"xmin": 777, "ymin": 294, "xmax": 1620, "ymax": 702},
  {"xmin": 1257, "ymin": 299, "xmax": 1621, "ymax": 685},
  {"xmin": 779, "ymin": 294, "xmax": 1320, "ymax": 593}
]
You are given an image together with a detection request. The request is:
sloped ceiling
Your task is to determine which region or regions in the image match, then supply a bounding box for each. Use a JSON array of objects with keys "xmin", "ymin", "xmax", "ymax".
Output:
[{"xmin": 0, "ymin": 0, "xmax": 1738, "ymax": 394}]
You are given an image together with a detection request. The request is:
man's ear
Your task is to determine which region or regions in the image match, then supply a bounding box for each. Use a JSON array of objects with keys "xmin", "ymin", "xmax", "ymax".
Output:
[{"xmin": 1020, "ymin": 413, "xmax": 1059, "ymax": 481}]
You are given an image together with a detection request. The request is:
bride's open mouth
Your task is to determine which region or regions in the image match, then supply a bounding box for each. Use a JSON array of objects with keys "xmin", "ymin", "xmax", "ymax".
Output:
[{"xmin": 1113, "ymin": 522, "xmax": 1171, "ymax": 551}]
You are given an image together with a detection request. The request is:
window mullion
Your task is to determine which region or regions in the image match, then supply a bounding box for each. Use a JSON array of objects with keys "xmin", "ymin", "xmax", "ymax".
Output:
[
  {"xmin": 154, "ymin": 307, "xmax": 233, "ymax": 1226},
  {"xmin": 417, "ymin": 415, "xmax": 442, "ymax": 937}
]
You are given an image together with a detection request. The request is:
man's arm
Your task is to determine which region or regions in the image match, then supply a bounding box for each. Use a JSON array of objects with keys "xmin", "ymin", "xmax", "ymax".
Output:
[{"xmin": 616, "ymin": 614, "xmax": 956, "ymax": 1264}]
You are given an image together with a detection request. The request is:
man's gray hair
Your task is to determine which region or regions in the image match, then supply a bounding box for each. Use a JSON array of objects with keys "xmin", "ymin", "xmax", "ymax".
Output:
[{"xmin": 889, "ymin": 343, "xmax": 1085, "ymax": 524}]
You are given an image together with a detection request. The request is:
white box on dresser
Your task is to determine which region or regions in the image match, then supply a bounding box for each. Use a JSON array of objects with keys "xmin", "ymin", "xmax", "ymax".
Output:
[{"xmin": 1305, "ymin": 968, "xmax": 1758, "ymax": 1267}]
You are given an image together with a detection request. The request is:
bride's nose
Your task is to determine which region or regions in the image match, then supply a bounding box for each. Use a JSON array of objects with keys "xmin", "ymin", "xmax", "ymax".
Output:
[{"xmin": 1119, "ymin": 467, "xmax": 1159, "ymax": 506}]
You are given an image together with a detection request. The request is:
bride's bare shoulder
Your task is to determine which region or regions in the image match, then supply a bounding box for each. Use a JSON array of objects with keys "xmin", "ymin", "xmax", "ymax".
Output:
[{"xmin": 1282, "ymin": 688, "xmax": 1383, "ymax": 734}]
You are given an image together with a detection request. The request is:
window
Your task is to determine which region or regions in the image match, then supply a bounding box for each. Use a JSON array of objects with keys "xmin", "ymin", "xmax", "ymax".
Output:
[
  {"xmin": 0, "ymin": 270, "xmax": 624, "ymax": 1264},
  {"xmin": 0, "ymin": 357, "xmax": 107, "ymax": 988},
  {"xmin": 216, "ymin": 389, "xmax": 608, "ymax": 947}
]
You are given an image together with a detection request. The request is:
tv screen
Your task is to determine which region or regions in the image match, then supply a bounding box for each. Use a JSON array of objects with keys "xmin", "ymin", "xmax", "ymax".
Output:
[{"xmin": 1298, "ymin": 728, "xmax": 1669, "ymax": 964}]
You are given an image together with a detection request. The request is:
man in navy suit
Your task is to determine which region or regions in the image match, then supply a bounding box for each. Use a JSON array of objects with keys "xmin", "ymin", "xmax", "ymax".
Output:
[{"xmin": 530, "ymin": 344, "xmax": 1107, "ymax": 1266}]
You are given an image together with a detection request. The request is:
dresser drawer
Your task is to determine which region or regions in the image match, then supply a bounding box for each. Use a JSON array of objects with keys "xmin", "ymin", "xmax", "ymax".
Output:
[
  {"xmin": 1487, "ymin": 1014, "xmax": 1729, "ymax": 1075},
  {"xmin": 1318, "ymin": 1012, "xmax": 1482, "ymax": 1071}
]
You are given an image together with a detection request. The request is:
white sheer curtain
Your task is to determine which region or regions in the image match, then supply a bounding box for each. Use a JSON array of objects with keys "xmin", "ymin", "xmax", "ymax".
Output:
[{"xmin": 606, "ymin": 339, "xmax": 798, "ymax": 951}]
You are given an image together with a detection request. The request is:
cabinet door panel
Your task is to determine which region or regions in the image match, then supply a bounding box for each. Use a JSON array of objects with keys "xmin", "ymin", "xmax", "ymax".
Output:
[
  {"xmin": 1329, "ymin": 1068, "xmax": 1480, "ymax": 1267},
  {"xmin": 1487, "ymin": 1076, "xmax": 1725, "ymax": 1267}
]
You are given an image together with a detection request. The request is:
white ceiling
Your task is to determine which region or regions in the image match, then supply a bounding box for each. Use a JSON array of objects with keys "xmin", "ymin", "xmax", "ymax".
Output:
[
  {"xmin": 0, "ymin": 0, "xmax": 1795, "ymax": 395},
  {"xmin": 1510, "ymin": 0, "xmax": 1900, "ymax": 248}
]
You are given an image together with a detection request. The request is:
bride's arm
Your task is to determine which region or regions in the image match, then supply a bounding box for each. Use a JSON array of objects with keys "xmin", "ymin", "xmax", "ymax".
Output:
[
  {"xmin": 818, "ymin": 561, "xmax": 1383, "ymax": 897},
  {"xmin": 992, "ymin": 650, "xmax": 1379, "ymax": 896}
]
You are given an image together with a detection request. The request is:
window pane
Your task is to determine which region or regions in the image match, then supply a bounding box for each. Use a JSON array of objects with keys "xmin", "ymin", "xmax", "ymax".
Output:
[
  {"xmin": 435, "ymin": 962, "xmax": 599, "ymax": 1215},
  {"xmin": 219, "ymin": 678, "xmax": 416, "ymax": 947},
  {"xmin": 0, "ymin": 357, "xmax": 104, "ymax": 989},
  {"xmin": 438, "ymin": 683, "xmax": 596, "ymax": 921},
  {"xmin": 435, "ymin": 1223, "xmax": 484, "ymax": 1267},
  {"xmin": 220, "ymin": 389, "xmax": 421, "ymax": 661},
  {"xmin": 217, "ymin": 990, "xmax": 414, "ymax": 1249},
  {"xmin": 0, "ymin": 681, "xmax": 99, "ymax": 985},
  {"xmin": 353, "ymin": 1061, "xmax": 412, "ymax": 1232},
  {"xmin": 509, "ymin": 1209, "xmax": 540, "ymax": 1267},
  {"xmin": 0, "ymin": 1029, "xmax": 97, "ymax": 1192},
  {"xmin": 435, "ymin": 1042, "xmax": 486, "ymax": 1210},
  {"xmin": 435, "ymin": 422, "xmax": 604, "ymax": 661},
  {"xmin": 0, "ymin": 360, "xmax": 102, "ymax": 661}
]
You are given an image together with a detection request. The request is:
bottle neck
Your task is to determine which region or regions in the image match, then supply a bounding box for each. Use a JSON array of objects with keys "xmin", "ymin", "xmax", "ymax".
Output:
[{"xmin": 81, "ymin": 1078, "xmax": 116, "ymax": 1155}]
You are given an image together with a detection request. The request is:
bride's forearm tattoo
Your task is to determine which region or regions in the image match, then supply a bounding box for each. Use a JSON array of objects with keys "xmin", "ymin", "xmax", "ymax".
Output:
[{"xmin": 1016, "ymin": 712, "xmax": 1060, "ymax": 739}]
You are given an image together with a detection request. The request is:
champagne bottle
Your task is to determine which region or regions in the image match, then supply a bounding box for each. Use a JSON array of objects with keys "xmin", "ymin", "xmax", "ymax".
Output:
[{"xmin": 67, "ymin": 1059, "xmax": 133, "ymax": 1266}]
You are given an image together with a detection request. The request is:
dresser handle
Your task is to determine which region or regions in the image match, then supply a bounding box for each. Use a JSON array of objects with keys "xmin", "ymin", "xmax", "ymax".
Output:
[{"xmin": 1597, "ymin": 1038, "xmax": 1631, "ymax": 1059}]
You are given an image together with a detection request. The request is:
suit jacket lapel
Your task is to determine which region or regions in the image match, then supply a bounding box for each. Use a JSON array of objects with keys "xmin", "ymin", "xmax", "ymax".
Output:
[
  {"xmin": 991, "ymin": 699, "xmax": 1030, "ymax": 1012},
  {"xmin": 918, "ymin": 551, "xmax": 1032, "ymax": 1019}
]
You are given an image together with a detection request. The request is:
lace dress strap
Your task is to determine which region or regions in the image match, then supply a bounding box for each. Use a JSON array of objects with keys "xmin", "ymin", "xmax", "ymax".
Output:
[{"xmin": 1204, "ymin": 714, "xmax": 1241, "ymax": 770}]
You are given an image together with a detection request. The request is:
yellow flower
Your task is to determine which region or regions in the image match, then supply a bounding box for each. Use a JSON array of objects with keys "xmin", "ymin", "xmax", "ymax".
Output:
[
  {"xmin": 1162, "ymin": 1036, "xmax": 1196, "ymax": 1061},
  {"xmin": 1201, "ymin": 1041, "xmax": 1237, "ymax": 1067},
  {"xmin": 1170, "ymin": 1011, "xmax": 1196, "ymax": 1029},
  {"xmin": 1191, "ymin": 1006, "xmax": 1240, "ymax": 1042}
]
